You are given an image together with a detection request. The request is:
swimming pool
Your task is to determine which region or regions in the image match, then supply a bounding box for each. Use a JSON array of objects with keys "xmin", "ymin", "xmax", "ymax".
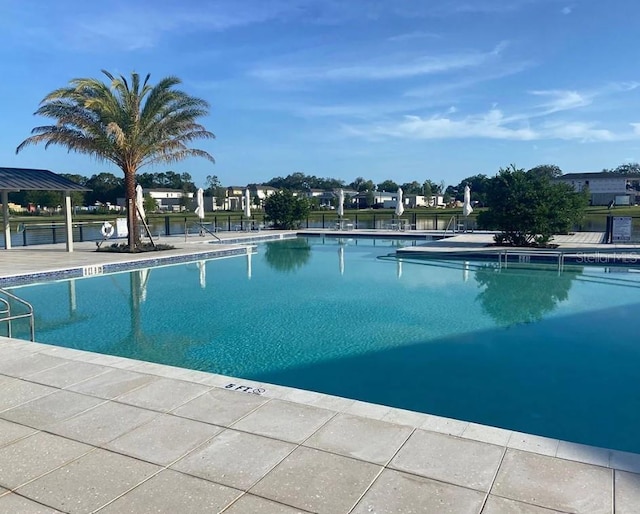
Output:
[{"xmin": 9, "ymin": 236, "xmax": 640, "ymax": 453}]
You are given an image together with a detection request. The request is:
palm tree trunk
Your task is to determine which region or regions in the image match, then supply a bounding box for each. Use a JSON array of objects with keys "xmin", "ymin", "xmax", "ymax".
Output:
[{"xmin": 124, "ymin": 166, "xmax": 138, "ymax": 251}]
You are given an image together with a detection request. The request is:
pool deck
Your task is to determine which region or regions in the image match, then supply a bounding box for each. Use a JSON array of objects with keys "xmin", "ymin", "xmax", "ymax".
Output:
[{"xmin": 1, "ymin": 230, "xmax": 640, "ymax": 513}]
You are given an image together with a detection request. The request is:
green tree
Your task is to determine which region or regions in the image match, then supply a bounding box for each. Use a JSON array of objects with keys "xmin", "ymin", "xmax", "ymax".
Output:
[
  {"xmin": 266, "ymin": 172, "xmax": 344, "ymax": 191},
  {"xmin": 377, "ymin": 179, "xmax": 399, "ymax": 192},
  {"xmin": 136, "ymin": 172, "xmax": 155, "ymax": 188},
  {"xmin": 266, "ymin": 172, "xmax": 308, "ymax": 190},
  {"xmin": 400, "ymin": 181, "xmax": 422, "ymax": 195},
  {"xmin": 205, "ymin": 174, "xmax": 227, "ymax": 210},
  {"xmin": 25, "ymin": 190, "xmax": 63, "ymax": 210},
  {"xmin": 59, "ymin": 173, "xmax": 88, "ymax": 207},
  {"xmin": 422, "ymin": 180, "xmax": 433, "ymax": 199},
  {"xmin": 350, "ymin": 177, "xmax": 375, "ymax": 192},
  {"xmin": 264, "ymin": 190, "xmax": 310, "ymax": 229},
  {"xmin": 477, "ymin": 164, "xmax": 588, "ymax": 246},
  {"xmin": 527, "ymin": 164, "xmax": 563, "ymax": 180},
  {"xmin": 85, "ymin": 172, "xmax": 124, "ymax": 205},
  {"xmin": 17, "ymin": 70, "xmax": 215, "ymax": 251},
  {"xmin": 365, "ymin": 190, "xmax": 375, "ymax": 208},
  {"xmin": 604, "ymin": 163, "xmax": 640, "ymax": 174},
  {"xmin": 205, "ymin": 174, "xmax": 221, "ymax": 194},
  {"xmin": 451, "ymin": 174, "xmax": 490, "ymax": 204},
  {"xmin": 180, "ymin": 172, "xmax": 197, "ymax": 192},
  {"xmin": 143, "ymin": 194, "xmax": 158, "ymax": 213}
]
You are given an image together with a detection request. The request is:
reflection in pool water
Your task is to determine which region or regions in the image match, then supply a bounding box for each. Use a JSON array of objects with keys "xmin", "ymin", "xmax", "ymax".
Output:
[{"xmin": 474, "ymin": 264, "xmax": 582, "ymax": 326}]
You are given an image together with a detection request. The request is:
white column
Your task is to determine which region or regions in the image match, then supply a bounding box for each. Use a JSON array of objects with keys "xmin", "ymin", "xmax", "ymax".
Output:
[
  {"xmin": 2, "ymin": 190, "xmax": 10, "ymax": 250},
  {"xmin": 64, "ymin": 192, "xmax": 74, "ymax": 252}
]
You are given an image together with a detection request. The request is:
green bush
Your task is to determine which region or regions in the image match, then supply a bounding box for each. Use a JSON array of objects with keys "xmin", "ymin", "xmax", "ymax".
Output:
[
  {"xmin": 264, "ymin": 190, "xmax": 310, "ymax": 229},
  {"xmin": 477, "ymin": 165, "xmax": 587, "ymax": 246}
]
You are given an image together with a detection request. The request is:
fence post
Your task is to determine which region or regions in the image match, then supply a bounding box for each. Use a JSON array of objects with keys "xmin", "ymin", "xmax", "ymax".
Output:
[
  {"xmin": 228, "ymin": 216, "xmax": 231, "ymax": 231},
  {"xmin": 23, "ymin": 227, "xmax": 27, "ymax": 246},
  {"xmin": 79, "ymin": 224, "xmax": 84, "ymax": 242},
  {"xmin": 52, "ymin": 222, "xmax": 57, "ymax": 244},
  {"xmin": 164, "ymin": 216, "xmax": 170, "ymax": 236}
]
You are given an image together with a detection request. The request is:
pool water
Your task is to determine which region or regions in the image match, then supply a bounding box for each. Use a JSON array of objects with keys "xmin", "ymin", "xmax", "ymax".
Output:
[{"xmin": 10, "ymin": 236, "xmax": 640, "ymax": 453}]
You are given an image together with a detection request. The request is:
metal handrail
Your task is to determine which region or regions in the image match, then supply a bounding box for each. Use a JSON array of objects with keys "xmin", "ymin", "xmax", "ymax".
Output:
[
  {"xmin": 0, "ymin": 288, "xmax": 35, "ymax": 341},
  {"xmin": 498, "ymin": 249, "xmax": 565, "ymax": 272},
  {"xmin": 184, "ymin": 220, "xmax": 222, "ymax": 242},
  {"xmin": 444, "ymin": 215, "xmax": 457, "ymax": 237}
]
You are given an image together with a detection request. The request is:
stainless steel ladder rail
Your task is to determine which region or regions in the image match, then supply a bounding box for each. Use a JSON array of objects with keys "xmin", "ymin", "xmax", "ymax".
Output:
[
  {"xmin": 184, "ymin": 220, "xmax": 222, "ymax": 242},
  {"xmin": 0, "ymin": 288, "xmax": 35, "ymax": 341},
  {"xmin": 498, "ymin": 249, "xmax": 565, "ymax": 273},
  {"xmin": 443, "ymin": 215, "xmax": 457, "ymax": 237}
]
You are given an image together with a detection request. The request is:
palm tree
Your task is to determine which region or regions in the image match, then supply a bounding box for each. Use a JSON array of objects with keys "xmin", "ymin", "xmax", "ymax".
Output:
[{"xmin": 16, "ymin": 70, "xmax": 215, "ymax": 251}]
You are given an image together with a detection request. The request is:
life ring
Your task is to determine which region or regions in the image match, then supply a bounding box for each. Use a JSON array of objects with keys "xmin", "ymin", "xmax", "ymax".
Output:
[{"xmin": 101, "ymin": 221, "xmax": 114, "ymax": 239}]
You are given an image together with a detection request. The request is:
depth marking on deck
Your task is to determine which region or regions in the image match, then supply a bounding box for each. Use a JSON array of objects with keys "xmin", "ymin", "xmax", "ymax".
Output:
[{"xmin": 225, "ymin": 383, "xmax": 266, "ymax": 395}]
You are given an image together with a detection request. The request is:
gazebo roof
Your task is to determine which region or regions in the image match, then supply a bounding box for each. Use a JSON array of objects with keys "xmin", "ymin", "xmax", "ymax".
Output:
[{"xmin": 0, "ymin": 167, "xmax": 90, "ymax": 191}]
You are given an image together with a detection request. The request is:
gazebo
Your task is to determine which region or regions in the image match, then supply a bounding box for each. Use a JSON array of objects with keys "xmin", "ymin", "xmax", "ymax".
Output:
[{"xmin": 0, "ymin": 167, "xmax": 90, "ymax": 252}]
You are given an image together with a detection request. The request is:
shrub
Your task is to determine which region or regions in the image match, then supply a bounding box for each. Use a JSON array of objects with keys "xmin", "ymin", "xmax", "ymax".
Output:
[
  {"xmin": 477, "ymin": 164, "xmax": 587, "ymax": 246},
  {"xmin": 264, "ymin": 189, "xmax": 310, "ymax": 229}
]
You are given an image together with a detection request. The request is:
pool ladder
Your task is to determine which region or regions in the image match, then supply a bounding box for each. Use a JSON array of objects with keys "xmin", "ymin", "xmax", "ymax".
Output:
[
  {"xmin": 443, "ymin": 215, "xmax": 457, "ymax": 237},
  {"xmin": 498, "ymin": 249, "xmax": 566, "ymax": 273},
  {"xmin": 0, "ymin": 288, "xmax": 35, "ymax": 341}
]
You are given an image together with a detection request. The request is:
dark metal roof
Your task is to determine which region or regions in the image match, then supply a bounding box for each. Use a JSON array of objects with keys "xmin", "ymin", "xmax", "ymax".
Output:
[
  {"xmin": 0, "ymin": 167, "xmax": 90, "ymax": 191},
  {"xmin": 559, "ymin": 172, "xmax": 639, "ymax": 180}
]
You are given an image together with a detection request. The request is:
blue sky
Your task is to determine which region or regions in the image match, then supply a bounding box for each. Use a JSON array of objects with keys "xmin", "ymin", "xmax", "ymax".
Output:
[{"xmin": 2, "ymin": 0, "xmax": 640, "ymax": 188}]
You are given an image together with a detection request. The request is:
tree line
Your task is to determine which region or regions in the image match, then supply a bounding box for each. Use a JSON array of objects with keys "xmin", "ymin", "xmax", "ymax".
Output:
[
  {"xmin": 9, "ymin": 171, "xmax": 197, "ymax": 210},
  {"xmin": 11, "ymin": 162, "xmax": 639, "ymax": 212}
]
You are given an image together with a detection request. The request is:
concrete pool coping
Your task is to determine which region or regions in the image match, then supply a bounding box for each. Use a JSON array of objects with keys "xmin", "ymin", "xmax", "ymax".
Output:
[{"xmin": 1, "ymin": 230, "xmax": 640, "ymax": 512}]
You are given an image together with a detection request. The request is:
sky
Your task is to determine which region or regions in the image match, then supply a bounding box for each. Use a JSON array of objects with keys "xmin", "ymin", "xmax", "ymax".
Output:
[{"xmin": 2, "ymin": 0, "xmax": 640, "ymax": 189}]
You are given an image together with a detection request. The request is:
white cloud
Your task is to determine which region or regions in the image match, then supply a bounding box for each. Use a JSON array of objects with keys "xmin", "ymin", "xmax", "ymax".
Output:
[
  {"xmin": 7, "ymin": 0, "xmax": 306, "ymax": 51},
  {"xmin": 561, "ymin": 6, "xmax": 573, "ymax": 15},
  {"xmin": 344, "ymin": 108, "xmax": 640, "ymax": 143},
  {"xmin": 387, "ymin": 31, "xmax": 441, "ymax": 42},
  {"xmin": 541, "ymin": 121, "xmax": 615, "ymax": 142},
  {"xmin": 347, "ymin": 109, "xmax": 537, "ymax": 141},
  {"xmin": 405, "ymin": 61, "xmax": 532, "ymax": 98},
  {"xmin": 251, "ymin": 42, "xmax": 508, "ymax": 83},
  {"xmin": 529, "ymin": 89, "xmax": 593, "ymax": 113}
]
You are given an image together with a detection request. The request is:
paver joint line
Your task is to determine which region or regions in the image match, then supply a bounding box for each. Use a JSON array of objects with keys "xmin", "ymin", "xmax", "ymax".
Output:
[{"xmin": 478, "ymin": 444, "xmax": 509, "ymax": 514}]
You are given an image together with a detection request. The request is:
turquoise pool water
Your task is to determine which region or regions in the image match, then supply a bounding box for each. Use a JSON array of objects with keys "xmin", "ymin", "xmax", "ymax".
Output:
[{"xmin": 9, "ymin": 236, "xmax": 640, "ymax": 453}]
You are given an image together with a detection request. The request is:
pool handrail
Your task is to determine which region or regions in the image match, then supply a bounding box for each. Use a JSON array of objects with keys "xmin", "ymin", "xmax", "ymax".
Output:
[{"xmin": 0, "ymin": 288, "xmax": 35, "ymax": 341}]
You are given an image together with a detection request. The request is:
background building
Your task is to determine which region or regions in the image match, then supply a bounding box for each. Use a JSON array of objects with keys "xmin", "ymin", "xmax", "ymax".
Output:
[{"xmin": 556, "ymin": 172, "xmax": 640, "ymax": 206}]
